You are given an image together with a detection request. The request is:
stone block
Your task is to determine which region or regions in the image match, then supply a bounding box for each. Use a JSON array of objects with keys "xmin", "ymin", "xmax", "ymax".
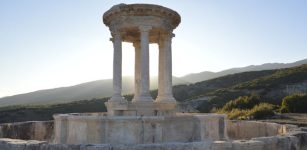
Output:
[
  {"xmin": 232, "ymin": 140, "xmax": 264, "ymax": 150},
  {"xmin": 162, "ymin": 142, "xmax": 193, "ymax": 150},
  {"xmin": 132, "ymin": 144, "xmax": 162, "ymax": 150},
  {"xmin": 252, "ymin": 136, "xmax": 278, "ymax": 150},
  {"xmin": 190, "ymin": 141, "xmax": 212, "ymax": 150},
  {"xmin": 211, "ymin": 141, "xmax": 232, "ymax": 150},
  {"xmin": 24, "ymin": 140, "xmax": 47, "ymax": 150},
  {"xmin": 289, "ymin": 131, "xmax": 307, "ymax": 149},
  {"xmin": 40, "ymin": 143, "xmax": 80, "ymax": 150},
  {"xmin": 80, "ymin": 144, "xmax": 110, "ymax": 150},
  {"xmin": 0, "ymin": 138, "xmax": 27, "ymax": 150}
]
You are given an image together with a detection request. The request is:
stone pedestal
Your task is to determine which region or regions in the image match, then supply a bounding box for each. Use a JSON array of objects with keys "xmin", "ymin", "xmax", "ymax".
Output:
[
  {"xmin": 53, "ymin": 113, "xmax": 228, "ymax": 145},
  {"xmin": 105, "ymin": 101, "xmax": 176, "ymax": 116}
]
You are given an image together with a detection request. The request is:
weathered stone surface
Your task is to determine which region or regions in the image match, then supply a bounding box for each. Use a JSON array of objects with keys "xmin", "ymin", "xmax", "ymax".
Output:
[
  {"xmin": 0, "ymin": 138, "xmax": 46, "ymax": 150},
  {"xmin": 80, "ymin": 144, "xmax": 110, "ymax": 150},
  {"xmin": 232, "ymin": 140, "xmax": 264, "ymax": 150},
  {"xmin": 289, "ymin": 131, "xmax": 307, "ymax": 149},
  {"xmin": 211, "ymin": 141, "xmax": 232, "ymax": 150},
  {"xmin": 227, "ymin": 120, "xmax": 296, "ymax": 140},
  {"xmin": 0, "ymin": 121, "xmax": 53, "ymax": 141},
  {"xmin": 103, "ymin": 3, "xmax": 179, "ymax": 116},
  {"xmin": 252, "ymin": 136, "xmax": 278, "ymax": 150},
  {"xmin": 275, "ymin": 135, "xmax": 299, "ymax": 150},
  {"xmin": 54, "ymin": 113, "xmax": 227, "ymax": 144}
]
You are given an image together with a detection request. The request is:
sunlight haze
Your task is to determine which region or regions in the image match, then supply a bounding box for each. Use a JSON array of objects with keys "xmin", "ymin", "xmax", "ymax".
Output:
[{"xmin": 0, "ymin": 0, "xmax": 306, "ymax": 98}]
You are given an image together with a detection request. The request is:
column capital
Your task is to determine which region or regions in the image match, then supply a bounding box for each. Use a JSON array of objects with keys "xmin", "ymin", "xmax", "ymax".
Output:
[
  {"xmin": 111, "ymin": 30, "xmax": 126, "ymax": 39},
  {"xmin": 158, "ymin": 32, "xmax": 175, "ymax": 43},
  {"xmin": 133, "ymin": 41, "xmax": 141, "ymax": 48},
  {"xmin": 139, "ymin": 25, "xmax": 152, "ymax": 32}
]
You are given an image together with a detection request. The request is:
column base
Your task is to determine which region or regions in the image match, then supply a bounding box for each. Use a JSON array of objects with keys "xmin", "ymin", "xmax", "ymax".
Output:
[
  {"xmin": 109, "ymin": 95, "xmax": 126, "ymax": 102},
  {"xmin": 105, "ymin": 100, "xmax": 177, "ymax": 117},
  {"xmin": 155, "ymin": 95, "xmax": 177, "ymax": 103},
  {"xmin": 132, "ymin": 95, "xmax": 154, "ymax": 102}
]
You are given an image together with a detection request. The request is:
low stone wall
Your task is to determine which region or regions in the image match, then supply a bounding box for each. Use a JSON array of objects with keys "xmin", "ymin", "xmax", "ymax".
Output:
[
  {"xmin": 0, "ymin": 121, "xmax": 53, "ymax": 142},
  {"xmin": 53, "ymin": 113, "xmax": 227, "ymax": 144},
  {"xmin": 0, "ymin": 134, "xmax": 307, "ymax": 150},
  {"xmin": 0, "ymin": 119, "xmax": 307, "ymax": 149},
  {"xmin": 227, "ymin": 120, "xmax": 297, "ymax": 140}
]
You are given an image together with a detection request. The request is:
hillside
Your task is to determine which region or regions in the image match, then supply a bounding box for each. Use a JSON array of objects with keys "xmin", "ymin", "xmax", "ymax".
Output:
[
  {"xmin": 0, "ymin": 98, "xmax": 108, "ymax": 123},
  {"xmin": 181, "ymin": 59, "xmax": 307, "ymax": 83},
  {"xmin": 1, "ymin": 59, "xmax": 306, "ymax": 107},
  {"xmin": 0, "ymin": 76, "xmax": 188, "ymax": 106},
  {"xmin": 0, "ymin": 64, "xmax": 306, "ymax": 123},
  {"xmin": 194, "ymin": 64, "xmax": 307, "ymax": 112}
]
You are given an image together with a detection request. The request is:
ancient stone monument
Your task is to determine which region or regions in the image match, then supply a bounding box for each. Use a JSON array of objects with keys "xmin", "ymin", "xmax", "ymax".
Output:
[
  {"xmin": 1, "ymin": 3, "xmax": 307, "ymax": 150},
  {"xmin": 103, "ymin": 3, "xmax": 179, "ymax": 116},
  {"xmin": 53, "ymin": 3, "xmax": 228, "ymax": 145}
]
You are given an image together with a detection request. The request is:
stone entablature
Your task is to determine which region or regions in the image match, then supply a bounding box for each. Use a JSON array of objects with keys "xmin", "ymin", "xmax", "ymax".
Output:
[{"xmin": 103, "ymin": 4, "xmax": 180, "ymax": 31}]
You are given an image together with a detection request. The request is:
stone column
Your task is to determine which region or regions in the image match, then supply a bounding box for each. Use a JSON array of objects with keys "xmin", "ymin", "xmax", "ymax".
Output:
[
  {"xmin": 156, "ymin": 33, "xmax": 176, "ymax": 102},
  {"xmin": 109, "ymin": 31, "xmax": 124, "ymax": 101},
  {"xmin": 132, "ymin": 41, "xmax": 141, "ymax": 102},
  {"xmin": 138, "ymin": 26, "xmax": 153, "ymax": 102}
]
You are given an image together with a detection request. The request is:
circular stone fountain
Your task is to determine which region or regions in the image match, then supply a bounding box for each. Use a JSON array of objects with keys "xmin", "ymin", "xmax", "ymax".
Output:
[
  {"xmin": 47, "ymin": 3, "xmax": 307, "ymax": 150},
  {"xmin": 53, "ymin": 3, "xmax": 229, "ymax": 146}
]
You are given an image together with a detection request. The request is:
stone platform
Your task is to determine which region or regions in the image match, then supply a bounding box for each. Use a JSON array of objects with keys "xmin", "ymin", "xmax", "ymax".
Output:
[
  {"xmin": 105, "ymin": 101, "xmax": 177, "ymax": 116},
  {"xmin": 53, "ymin": 113, "xmax": 227, "ymax": 144}
]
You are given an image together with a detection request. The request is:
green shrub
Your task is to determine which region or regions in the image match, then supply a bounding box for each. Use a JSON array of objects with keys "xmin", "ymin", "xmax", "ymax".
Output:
[
  {"xmin": 219, "ymin": 103, "xmax": 275, "ymax": 120},
  {"xmin": 247, "ymin": 103, "xmax": 275, "ymax": 119},
  {"xmin": 217, "ymin": 94, "xmax": 276, "ymax": 119},
  {"xmin": 280, "ymin": 93, "xmax": 307, "ymax": 113},
  {"xmin": 226, "ymin": 109, "xmax": 248, "ymax": 120},
  {"xmin": 221, "ymin": 95, "xmax": 260, "ymax": 112}
]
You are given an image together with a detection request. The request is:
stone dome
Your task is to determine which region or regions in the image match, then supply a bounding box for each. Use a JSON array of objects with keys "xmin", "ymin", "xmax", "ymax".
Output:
[{"xmin": 103, "ymin": 3, "xmax": 181, "ymax": 29}]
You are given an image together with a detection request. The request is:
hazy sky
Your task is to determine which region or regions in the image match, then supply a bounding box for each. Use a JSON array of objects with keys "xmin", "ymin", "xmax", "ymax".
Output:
[{"xmin": 0, "ymin": 0, "xmax": 306, "ymax": 98}]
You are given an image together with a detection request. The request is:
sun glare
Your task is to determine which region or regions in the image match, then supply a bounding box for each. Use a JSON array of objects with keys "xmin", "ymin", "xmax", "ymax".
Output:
[{"xmin": 122, "ymin": 43, "xmax": 159, "ymax": 77}]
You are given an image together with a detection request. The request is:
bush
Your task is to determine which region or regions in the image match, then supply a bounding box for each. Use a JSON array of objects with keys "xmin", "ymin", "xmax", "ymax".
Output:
[
  {"xmin": 221, "ymin": 95, "xmax": 260, "ymax": 112},
  {"xmin": 217, "ymin": 94, "xmax": 276, "ymax": 120},
  {"xmin": 280, "ymin": 93, "xmax": 307, "ymax": 113},
  {"xmin": 247, "ymin": 103, "xmax": 275, "ymax": 119},
  {"xmin": 226, "ymin": 109, "xmax": 248, "ymax": 120},
  {"xmin": 219, "ymin": 103, "xmax": 275, "ymax": 120}
]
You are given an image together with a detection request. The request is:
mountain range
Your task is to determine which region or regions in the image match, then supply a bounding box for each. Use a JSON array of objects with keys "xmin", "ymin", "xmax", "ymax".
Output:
[
  {"xmin": 0, "ymin": 59, "xmax": 306, "ymax": 107},
  {"xmin": 181, "ymin": 59, "xmax": 307, "ymax": 83},
  {"xmin": 0, "ymin": 63, "xmax": 307, "ymax": 123}
]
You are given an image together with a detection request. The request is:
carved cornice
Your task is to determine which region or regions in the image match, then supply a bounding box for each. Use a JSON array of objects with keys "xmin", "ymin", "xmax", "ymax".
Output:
[{"xmin": 103, "ymin": 4, "xmax": 181, "ymax": 29}]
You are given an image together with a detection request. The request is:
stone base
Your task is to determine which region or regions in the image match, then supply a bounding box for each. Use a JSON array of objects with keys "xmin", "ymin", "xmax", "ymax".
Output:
[
  {"xmin": 105, "ymin": 101, "xmax": 177, "ymax": 116},
  {"xmin": 53, "ymin": 113, "xmax": 228, "ymax": 144}
]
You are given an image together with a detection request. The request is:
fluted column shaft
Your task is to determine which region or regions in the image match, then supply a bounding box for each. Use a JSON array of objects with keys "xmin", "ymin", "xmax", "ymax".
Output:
[
  {"xmin": 138, "ymin": 26, "xmax": 153, "ymax": 102},
  {"xmin": 156, "ymin": 33, "xmax": 176, "ymax": 102},
  {"xmin": 110, "ymin": 31, "xmax": 124, "ymax": 101}
]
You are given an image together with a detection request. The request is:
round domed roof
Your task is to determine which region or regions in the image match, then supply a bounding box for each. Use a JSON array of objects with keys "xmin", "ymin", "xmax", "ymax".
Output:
[{"xmin": 103, "ymin": 3, "xmax": 181, "ymax": 29}]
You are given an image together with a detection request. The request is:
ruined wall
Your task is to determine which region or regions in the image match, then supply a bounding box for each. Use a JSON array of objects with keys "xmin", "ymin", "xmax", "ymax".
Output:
[
  {"xmin": 0, "ymin": 119, "xmax": 307, "ymax": 149},
  {"xmin": 0, "ymin": 134, "xmax": 307, "ymax": 150},
  {"xmin": 0, "ymin": 121, "xmax": 53, "ymax": 142},
  {"xmin": 227, "ymin": 120, "xmax": 297, "ymax": 140}
]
